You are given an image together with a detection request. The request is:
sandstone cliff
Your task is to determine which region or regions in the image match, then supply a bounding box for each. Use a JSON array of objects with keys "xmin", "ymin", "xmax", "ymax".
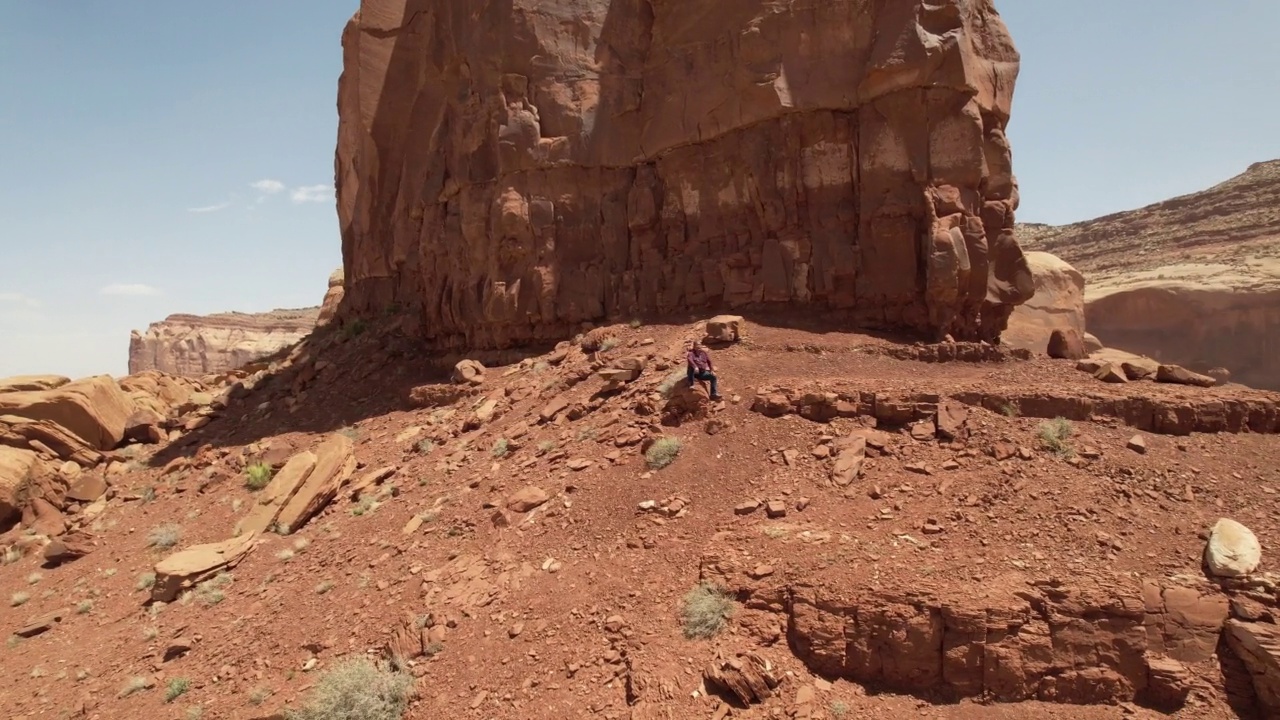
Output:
[
  {"xmin": 334, "ymin": 0, "xmax": 1030, "ymax": 349},
  {"xmin": 128, "ymin": 309, "xmax": 320, "ymax": 378},
  {"xmin": 1020, "ymin": 159, "xmax": 1280, "ymax": 390}
]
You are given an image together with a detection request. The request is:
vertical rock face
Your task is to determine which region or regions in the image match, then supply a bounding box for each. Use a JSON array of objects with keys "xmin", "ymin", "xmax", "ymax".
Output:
[
  {"xmin": 128, "ymin": 309, "xmax": 320, "ymax": 378},
  {"xmin": 334, "ymin": 0, "xmax": 1030, "ymax": 349}
]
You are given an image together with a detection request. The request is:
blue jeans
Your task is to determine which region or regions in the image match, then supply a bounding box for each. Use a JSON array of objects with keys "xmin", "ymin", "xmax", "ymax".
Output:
[{"xmin": 687, "ymin": 366, "xmax": 718, "ymax": 397}]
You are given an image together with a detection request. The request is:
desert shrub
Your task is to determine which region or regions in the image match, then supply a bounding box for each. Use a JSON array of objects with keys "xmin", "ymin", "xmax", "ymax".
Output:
[
  {"xmin": 166, "ymin": 677, "xmax": 191, "ymax": 702},
  {"xmin": 10, "ymin": 592, "xmax": 29, "ymax": 607},
  {"xmin": 148, "ymin": 524, "xmax": 182, "ymax": 549},
  {"xmin": 136, "ymin": 572, "xmax": 156, "ymax": 590},
  {"xmin": 681, "ymin": 582, "xmax": 734, "ymax": 639},
  {"xmin": 286, "ymin": 656, "xmax": 413, "ymax": 720},
  {"xmin": 1037, "ymin": 417, "xmax": 1074, "ymax": 455},
  {"xmin": 657, "ymin": 368, "xmax": 687, "ymax": 397},
  {"xmin": 491, "ymin": 438, "xmax": 509, "ymax": 458},
  {"xmin": 245, "ymin": 463, "xmax": 273, "ymax": 490},
  {"xmin": 645, "ymin": 437, "xmax": 682, "ymax": 470}
]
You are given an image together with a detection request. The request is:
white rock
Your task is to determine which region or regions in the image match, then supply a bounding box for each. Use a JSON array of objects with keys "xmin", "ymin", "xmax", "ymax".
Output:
[{"xmin": 1205, "ymin": 518, "xmax": 1261, "ymax": 578}]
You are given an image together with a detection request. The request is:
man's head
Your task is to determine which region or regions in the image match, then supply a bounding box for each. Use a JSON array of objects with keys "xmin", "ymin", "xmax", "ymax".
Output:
[{"xmin": 690, "ymin": 340, "xmax": 702, "ymax": 351}]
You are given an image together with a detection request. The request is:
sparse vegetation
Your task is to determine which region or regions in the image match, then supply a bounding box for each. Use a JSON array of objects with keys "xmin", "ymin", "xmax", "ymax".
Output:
[
  {"xmin": 645, "ymin": 437, "xmax": 682, "ymax": 470},
  {"xmin": 186, "ymin": 706, "xmax": 205, "ymax": 720},
  {"xmin": 245, "ymin": 462, "xmax": 274, "ymax": 490},
  {"xmin": 26, "ymin": 572, "xmax": 42, "ymax": 585},
  {"xmin": 416, "ymin": 439, "xmax": 435, "ymax": 454},
  {"xmin": 286, "ymin": 656, "xmax": 413, "ymax": 720},
  {"xmin": 3, "ymin": 546, "xmax": 22, "ymax": 564},
  {"xmin": 629, "ymin": 318, "xmax": 642, "ymax": 328},
  {"xmin": 681, "ymin": 582, "xmax": 735, "ymax": 639},
  {"xmin": 338, "ymin": 425, "xmax": 360, "ymax": 440},
  {"xmin": 1037, "ymin": 417, "xmax": 1074, "ymax": 456},
  {"xmin": 537, "ymin": 440, "xmax": 556, "ymax": 454},
  {"xmin": 576, "ymin": 427, "xmax": 597, "ymax": 441},
  {"xmin": 294, "ymin": 537, "xmax": 311, "ymax": 552},
  {"xmin": 491, "ymin": 438, "xmax": 510, "ymax": 458},
  {"xmin": 76, "ymin": 600, "xmax": 93, "ymax": 614},
  {"xmin": 830, "ymin": 700, "xmax": 850, "ymax": 718},
  {"xmin": 166, "ymin": 677, "xmax": 191, "ymax": 703},
  {"xmin": 341, "ymin": 318, "xmax": 367, "ymax": 339},
  {"xmin": 10, "ymin": 591, "xmax": 30, "ymax": 607},
  {"xmin": 351, "ymin": 494, "xmax": 378, "ymax": 516},
  {"xmin": 195, "ymin": 573, "xmax": 232, "ymax": 606},
  {"xmin": 142, "ymin": 626, "xmax": 159, "ymax": 641},
  {"xmin": 248, "ymin": 687, "xmax": 272, "ymax": 705},
  {"xmin": 657, "ymin": 368, "xmax": 687, "ymax": 397},
  {"xmin": 136, "ymin": 572, "xmax": 156, "ymax": 591},
  {"xmin": 1000, "ymin": 402, "xmax": 1020, "ymax": 417},
  {"xmin": 277, "ymin": 548, "xmax": 296, "ymax": 562},
  {"xmin": 600, "ymin": 337, "xmax": 620, "ymax": 352},
  {"xmin": 141, "ymin": 485, "xmax": 157, "ymax": 503},
  {"xmin": 148, "ymin": 523, "xmax": 182, "ymax": 549},
  {"xmin": 118, "ymin": 676, "xmax": 149, "ymax": 698}
]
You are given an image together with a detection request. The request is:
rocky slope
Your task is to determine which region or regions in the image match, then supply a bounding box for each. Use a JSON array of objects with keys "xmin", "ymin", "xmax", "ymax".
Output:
[
  {"xmin": 2, "ymin": 316, "xmax": 1280, "ymax": 719},
  {"xmin": 1019, "ymin": 159, "xmax": 1280, "ymax": 389},
  {"xmin": 334, "ymin": 0, "xmax": 1032, "ymax": 349},
  {"xmin": 128, "ymin": 309, "xmax": 320, "ymax": 378}
]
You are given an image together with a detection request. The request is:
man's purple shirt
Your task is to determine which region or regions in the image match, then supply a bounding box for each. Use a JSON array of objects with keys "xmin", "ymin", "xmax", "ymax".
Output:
[{"xmin": 687, "ymin": 348, "xmax": 712, "ymax": 372}]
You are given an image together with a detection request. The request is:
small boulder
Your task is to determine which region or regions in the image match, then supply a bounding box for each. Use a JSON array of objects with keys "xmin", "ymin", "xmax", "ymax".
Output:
[
  {"xmin": 1093, "ymin": 363, "xmax": 1128, "ymax": 384},
  {"xmin": 1207, "ymin": 367, "xmax": 1231, "ymax": 386},
  {"xmin": 507, "ymin": 486, "xmax": 550, "ymax": 513},
  {"xmin": 452, "ymin": 359, "xmax": 486, "ymax": 386},
  {"xmin": 1047, "ymin": 329, "xmax": 1086, "ymax": 360},
  {"xmin": 1126, "ymin": 435, "xmax": 1147, "ymax": 454},
  {"xmin": 1082, "ymin": 332, "xmax": 1104, "ymax": 353},
  {"xmin": 1205, "ymin": 518, "xmax": 1261, "ymax": 578},
  {"xmin": 704, "ymin": 315, "xmax": 744, "ymax": 343},
  {"xmin": 1156, "ymin": 364, "xmax": 1215, "ymax": 388}
]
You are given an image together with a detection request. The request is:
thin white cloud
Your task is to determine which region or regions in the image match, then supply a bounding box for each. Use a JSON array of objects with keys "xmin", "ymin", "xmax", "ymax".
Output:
[
  {"xmin": 291, "ymin": 184, "xmax": 334, "ymax": 204},
  {"xmin": 187, "ymin": 201, "xmax": 232, "ymax": 214},
  {"xmin": 0, "ymin": 292, "xmax": 40, "ymax": 308},
  {"xmin": 100, "ymin": 283, "xmax": 162, "ymax": 297},
  {"xmin": 251, "ymin": 179, "xmax": 286, "ymax": 194}
]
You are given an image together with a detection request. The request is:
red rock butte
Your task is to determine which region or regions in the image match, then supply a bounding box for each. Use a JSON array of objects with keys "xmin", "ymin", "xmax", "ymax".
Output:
[{"xmin": 334, "ymin": 0, "xmax": 1030, "ymax": 350}]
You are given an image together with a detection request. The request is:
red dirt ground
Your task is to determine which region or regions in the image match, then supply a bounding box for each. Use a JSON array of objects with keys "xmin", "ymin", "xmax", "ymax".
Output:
[{"xmin": 3, "ymin": 319, "xmax": 1277, "ymax": 720}]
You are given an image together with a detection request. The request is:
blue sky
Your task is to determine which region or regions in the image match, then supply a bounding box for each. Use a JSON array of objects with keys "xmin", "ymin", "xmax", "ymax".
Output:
[{"xmin": 1, "ymin": 1, "xmax": 1277, "ymax": 379}]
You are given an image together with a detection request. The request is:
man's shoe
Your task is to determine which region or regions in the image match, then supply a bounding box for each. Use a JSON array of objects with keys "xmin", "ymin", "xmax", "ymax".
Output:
[{"xmin": 710, "ymin": 394, "xmax": 723, "ymax": 401}]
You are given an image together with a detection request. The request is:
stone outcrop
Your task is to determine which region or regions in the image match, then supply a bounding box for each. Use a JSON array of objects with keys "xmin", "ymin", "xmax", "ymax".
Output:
[
  {"xmin": 750, "ymin": 380, "xmax": 1280, "ymax": 437},
  {"xmin": 1020, "ymin": 159, "xmax": 1280, "ymax": 390},
  {"xmin": 335, "ymin": 0, "xmax": 1030, "ymax": 349},
  {"xmin": 0, "ymin": 375, "xmax": 134, "ymax": 451},
  {"xmin": 129, "ymin": 309, "xmax": 320, "ymax": 378},
  {"xmin": 0, "ymin": 376, "xmax": 70, "ymax": 394},
  {"xmin": 316, "ymin": 268, "xmax": 345, "ymax": 328},
  {"xmin": 701, "ymin": 552, "xmax": 1231, "ymax": 711},
  {"xmin": 150, "ymin": 533, "xmax": 257, "ymax": 603},
  {"xmin": 1003, "ymin": 251, "xmax": 1086, "ymax": 354}
]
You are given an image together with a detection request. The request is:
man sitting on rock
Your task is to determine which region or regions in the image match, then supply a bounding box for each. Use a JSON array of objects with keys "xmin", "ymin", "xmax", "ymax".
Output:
[{"xmin": 685, "ymin": 340, "xmax": 722, "ymax": 401}]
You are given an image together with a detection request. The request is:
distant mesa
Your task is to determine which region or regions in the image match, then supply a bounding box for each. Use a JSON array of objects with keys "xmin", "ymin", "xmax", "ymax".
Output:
[
  {"xmin": 126, "ymin": 268, "xmax": 343, "ymax": 378},
  {"xmin": 1019, "ymin": 159, "xmax": 1280, "ymax": 390}
]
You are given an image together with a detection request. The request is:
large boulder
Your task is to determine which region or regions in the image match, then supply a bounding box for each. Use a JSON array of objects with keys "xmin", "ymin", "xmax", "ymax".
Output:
[
  {"xmin": 1204, "ymin": 518, "xmax": 1261, "ymax": 578},
  {"xmin": 335, "ymin": 0, "xmax": 1028, "ymax": 348},
  {"xmin": 0, "ymin": 376, "xmax": 134, "ymax": 451},
  {"xmin": 1003, "ymin": 251, "xmax": 1086, "ymax": 354},
  {"xmin": 316, "ymin": 268, "xmax": 346, "ymax": 328}
]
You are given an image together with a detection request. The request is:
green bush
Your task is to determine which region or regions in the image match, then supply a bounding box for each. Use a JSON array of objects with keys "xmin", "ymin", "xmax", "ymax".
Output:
[
  {"xmin": 245, "ymin": 462, "xmax": 273, "ymax": 490},
  {"xmin": 1037, "ymin": 417, "xmax": 1074, "ymax": 455}
]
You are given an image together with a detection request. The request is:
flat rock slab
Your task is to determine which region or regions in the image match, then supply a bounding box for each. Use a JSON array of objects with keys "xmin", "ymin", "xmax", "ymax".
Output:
[{"xmin": 151, "ymin": 533, "xmax": 257, "ymax": 603}]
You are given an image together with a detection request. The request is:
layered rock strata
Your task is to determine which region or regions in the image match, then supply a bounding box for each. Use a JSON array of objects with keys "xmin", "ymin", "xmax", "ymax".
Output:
[
  {"xmin": 334, "ymin": 0, "xmax": 1030, "ymax": 349},
  {"xmin": 128, "ymin": 309, "xmax": 320, "ymax": 378}
]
